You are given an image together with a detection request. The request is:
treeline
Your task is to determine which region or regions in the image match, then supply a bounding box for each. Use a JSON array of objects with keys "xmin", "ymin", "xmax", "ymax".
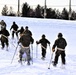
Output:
[{"xmin": 1, "ymin": 2, "xmax": 76, "ymax": 20}]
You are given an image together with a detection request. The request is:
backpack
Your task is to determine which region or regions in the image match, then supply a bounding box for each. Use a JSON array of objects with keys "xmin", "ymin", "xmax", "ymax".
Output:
[
  {"xmin": 20, "ymin": 34, "xmax": 33, "ymax": 47},
  {"xmin": 58, "ymin": 38, "xmax": 66, "ymax": 49}
]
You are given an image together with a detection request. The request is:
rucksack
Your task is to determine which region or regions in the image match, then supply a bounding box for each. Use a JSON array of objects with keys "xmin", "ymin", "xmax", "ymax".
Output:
[
  {"xmin": 22, "ymin": 35, "xmax": 30, "ymax": 46},
  {"xmin": 20, "ymin": 34, "xmax": 33, "ymax": 47},
  {"xmin": 58, "ymin": 38, "xmax": 66, "ymax": 49}
]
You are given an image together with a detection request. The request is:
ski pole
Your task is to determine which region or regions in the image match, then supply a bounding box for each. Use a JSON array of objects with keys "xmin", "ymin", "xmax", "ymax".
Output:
[
  {"xmin": 10, "ymin": 42, "xmax": 16, "ymax": 47},
  {"xmin": 36, "ymin": 44, "xmax": 38, "ymax": 58},
  {"xmin": 11, "ymin": 44, "xmax": 19, "ymax": 64},
  {"xmin": 48, "ymin": 45, "xmax": 53, "ymax": 69},
  {"xmin": 31, "ymin": 44, "xmax": 33, "ymax": 64},
  {"xmin": 48, "ymin": 52, "xmax": 53, "ymax": 69}
]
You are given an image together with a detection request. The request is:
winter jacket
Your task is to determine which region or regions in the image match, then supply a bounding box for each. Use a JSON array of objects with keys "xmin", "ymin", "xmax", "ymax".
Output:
[
  {"xmin": 23, "ymin": 30, "xmax": 32, "ymax": 36},
  {"xmin": 0, "ymin": 21, "xmax": 6, "ymax": 30},
  {"xmin": 0, "ymin": 28, "xmax": 10, "ymax": 37},
  {"xmin": 0, "ymin": 28, "xmax": 10, "ymax": 41},
  {"xmin": 17, "ymin": 27, "xmax": 24, "ymax": 34},
  {"xmin": 18, "ymin": 34, "xmax": 34, "ymax": 47},
  {"xmin": 37, "ymin": 38, "xmax": 50, "ymax": 48},
  {"xmin": 52, "ymin": 37, "xmax": 67, "ymax": 50},
  {"xmin": 10, "ymin": 23, "xmax": 19, "ymax": 31}
]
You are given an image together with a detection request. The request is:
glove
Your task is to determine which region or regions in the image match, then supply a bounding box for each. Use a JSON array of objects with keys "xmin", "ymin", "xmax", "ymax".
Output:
[
  {"xmin": 49, "ymin": 43, "xmax": 50, "ymax": 46},
  {"xmin": 18, "ymin": 41, "xmax": 19, "ymax": 44},
  {"xmin": 52, "ymin": 48, "xmax": 55, "ymax": 52},
  {"xmin": 30, "ymin": 42, "xmax": 33, "ymax": 44},
  {"xmin": 36, "ymin": 41, "xmax": 39, "ymax": 44}
]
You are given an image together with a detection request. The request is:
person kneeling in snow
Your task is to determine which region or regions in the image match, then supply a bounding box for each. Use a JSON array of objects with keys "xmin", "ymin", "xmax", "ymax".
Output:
[{"xmin": 18, "ymin": 33, "xmax": 34, "ymax": 65}]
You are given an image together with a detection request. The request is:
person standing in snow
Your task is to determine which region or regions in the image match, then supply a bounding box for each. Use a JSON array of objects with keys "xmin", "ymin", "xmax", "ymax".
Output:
[
  {"xmin": 10, "ymin": 21, "xmax": 19, "ymax": 39},
  {"xmin": 52, "ymin": 33, "xmax": 67, "ymax": 67},
  {"xmin": 17, "ymin": 26, "xmax": 24, "ymax": 38},
  {"xmin": 0, "ymin": 27, "xmax": 10, "ymax": 51},
  {"xmin": 0, "ymin": 20, "xmax": 6, "ymax": 30},
  {"xmin": 23, "ymin": 26, "xmax": 32, "ymax": 36},
  {"xmin": 18, "ymin": 32, "xmax": 34, "ymax": 65},
  {"xmin": 36, "ymin": 34, "xmax": 50, "ymax": 60}
]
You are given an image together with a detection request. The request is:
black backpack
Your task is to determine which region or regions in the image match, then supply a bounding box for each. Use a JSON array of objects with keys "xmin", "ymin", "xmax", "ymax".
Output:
[
  {"xmin": 58, "ymin": 38, "xmax": 66, "ymax": 49},
  {"xmin": 20, "ymin": 34, "xmax": 34, "ymax": 47}
]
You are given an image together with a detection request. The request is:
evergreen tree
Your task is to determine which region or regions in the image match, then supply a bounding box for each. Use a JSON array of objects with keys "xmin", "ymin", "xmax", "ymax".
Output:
[
  {"xmin": 22, "ymin": 2, "xmax": 30, "ymax": 17},
  {"xmin": 46, "ymin": 8, "xmax": 57, "ymax": 19},
  {"xmin": 55, "ymin": 10, "xmax": 62, "ymax": 19},
  {"xmin": 35, "ymin": 4, "xmax": 42, "ymax": 18},
  {"xmin": 1, "ymin": 5, "xmax": 8, "ymax": 16},
  {"xmin": 8, "ymin": 6, "xmax": 16, "ymax": 16},
  {"xmin": 71, "ymin": 11, "xmax": 76, "ymax": 20},
  {"xmin": 61, "ymin": 8, "xmax": 69, "ymax": 20}
]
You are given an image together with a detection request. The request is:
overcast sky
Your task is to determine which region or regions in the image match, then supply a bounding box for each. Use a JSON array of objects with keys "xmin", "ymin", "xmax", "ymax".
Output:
[{"xmin": 0, "ymin": 0, "xmax": 76, "ymax": 14}]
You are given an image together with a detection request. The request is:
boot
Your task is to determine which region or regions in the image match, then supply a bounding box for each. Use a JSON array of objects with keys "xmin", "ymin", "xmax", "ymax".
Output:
[
  {"xmin": 27, "ymin": 61, "xmax": 30, "ymax": 65},
  {"xmin": 41, "ymin": 57, "xmax": 45, "ymax": 60}
]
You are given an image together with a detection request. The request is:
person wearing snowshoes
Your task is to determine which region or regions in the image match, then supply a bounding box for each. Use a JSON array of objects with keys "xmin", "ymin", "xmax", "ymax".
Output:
[
  {"xmin": 52, "ymin": 33, "xmax": 67, "ymax": 67},
  {"xmin": 0, "ymin": 20, "xmax": 7, "ymax": 30},
  {"xmin": 10, "ymin": 21, "xmax": 19, "ymax": 39},
  {"xmin": 17, "ymin": 26, "xmax": 24, "ymax": 38},
  {"xmin": 23, "ymin": 26, "xmax": 32, "ymax": 36},
  {"xmin": 36, "ymin": 34, "xmax": 50, "ymax": 60},
  {"xmin": 18, "ymin": 31, "xmax": 34, "ymax": 65},
  {"xmin": 0, "ymin": 27, "xmax": 10, "ymax": 50}
]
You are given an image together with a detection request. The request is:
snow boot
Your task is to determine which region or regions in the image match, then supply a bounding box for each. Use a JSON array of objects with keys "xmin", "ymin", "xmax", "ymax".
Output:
[
  {"xmin": 41, "ymin": 57, "xmax": 45, "ymax": 60},
  {"xmin": 27, "ymin": 61, "xmax": 30, "ymax": 65}
]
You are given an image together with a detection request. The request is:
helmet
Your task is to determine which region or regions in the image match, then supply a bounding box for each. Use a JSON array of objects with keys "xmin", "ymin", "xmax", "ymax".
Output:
[
  {"xmin": 58, "ymin": 33, "xmax": 63, "ymax": 37},
  {"xmin": 42, "ymin": 34, "xmax": 45, "ymax": 38}
]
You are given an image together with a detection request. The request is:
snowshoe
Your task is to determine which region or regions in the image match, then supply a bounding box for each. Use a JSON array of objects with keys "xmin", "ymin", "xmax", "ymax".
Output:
[
  {"xmin": 27, "ymin": 61, "xmax": 30, "ymax": 65},
  {"xmin": 41, "ymin": 57, "xmax": 45, "ymax": 60},
  {"xmin": 60, "ymin": 64, "xmax": 65, "ymax": 69},
  {"xmin": 18, "ymin": 60, "xmax": 22, "ymax": 65},
  {"xmin": 53, "ymin": 63, "xmax": 57, "ymax": 67},
  {"xmin": 6, "ymin": 48, "xmax": 8, "ymax": 51}
]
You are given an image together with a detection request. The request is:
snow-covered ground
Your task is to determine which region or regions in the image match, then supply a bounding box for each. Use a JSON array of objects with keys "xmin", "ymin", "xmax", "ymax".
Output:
[{"xmin": 0, "ymin": 16, "xmax": 76, "ymax": 75}]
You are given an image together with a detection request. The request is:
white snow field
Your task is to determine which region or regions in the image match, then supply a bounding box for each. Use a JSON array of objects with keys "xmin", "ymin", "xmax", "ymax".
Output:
[{"xmin": 0, "ymin": 16, "xmax": 76, "ymax": 75}]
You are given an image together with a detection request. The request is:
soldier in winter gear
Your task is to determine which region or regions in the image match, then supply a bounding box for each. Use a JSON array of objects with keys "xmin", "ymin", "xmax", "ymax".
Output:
[
  {"xmin": 23, "ymin": 26, "xmax": 32, "ymax": 36},
  {"xmin": 17, "ymin": 26, "xmax": 24, "ymax": 38},
  {"xmin": 0, "ymin": 28, "xmax": 10, "ymax": 50},
  {"xmin": 10, "ymin": 21, "xmax": 19, "ymax": 39},
  {"xmin": 52, "ymin": 33, "xmax": 67, "ymax": 66},
  {"xmin": 18, "ymin": 33, "xmax": 34, "ymax": 65},
  {"xmin": 0, "ymin": 20, "xmax": 6, "ymax": 30},
  {"xmin": 36, "ymin": 34, "xmax": 50, "ymax": 60}
]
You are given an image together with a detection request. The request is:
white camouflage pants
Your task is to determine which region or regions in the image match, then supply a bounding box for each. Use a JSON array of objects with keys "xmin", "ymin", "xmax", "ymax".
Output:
[{"xmin": 19, "ymin": 46, "xmax": 31, "ymax": 62}]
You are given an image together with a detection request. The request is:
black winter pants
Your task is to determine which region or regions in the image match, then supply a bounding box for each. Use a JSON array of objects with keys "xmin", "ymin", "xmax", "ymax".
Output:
[
  {"xmin": 1, "ymin": 37, "xmax": 9, "ymax": 49},
  {"xmin": 12, "ymin": 31, "xmax": 18, "ymax": 39},
  {"xmin": 42, "ymin": 48, "xmax": 46, "ymax": 58},
  {"xmin": 54, "ymin": 50, "xmax": 66, "ymax": 65}
]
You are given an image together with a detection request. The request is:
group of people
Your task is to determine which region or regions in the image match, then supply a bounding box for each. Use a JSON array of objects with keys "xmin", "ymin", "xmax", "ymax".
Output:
[
  {"xmin": 0, "ymin": 20, "xmax": 67, "ymax": 66},
  {"xmin": 36, "ymin": 33, "xmax": 67, "ymax": 67}
]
